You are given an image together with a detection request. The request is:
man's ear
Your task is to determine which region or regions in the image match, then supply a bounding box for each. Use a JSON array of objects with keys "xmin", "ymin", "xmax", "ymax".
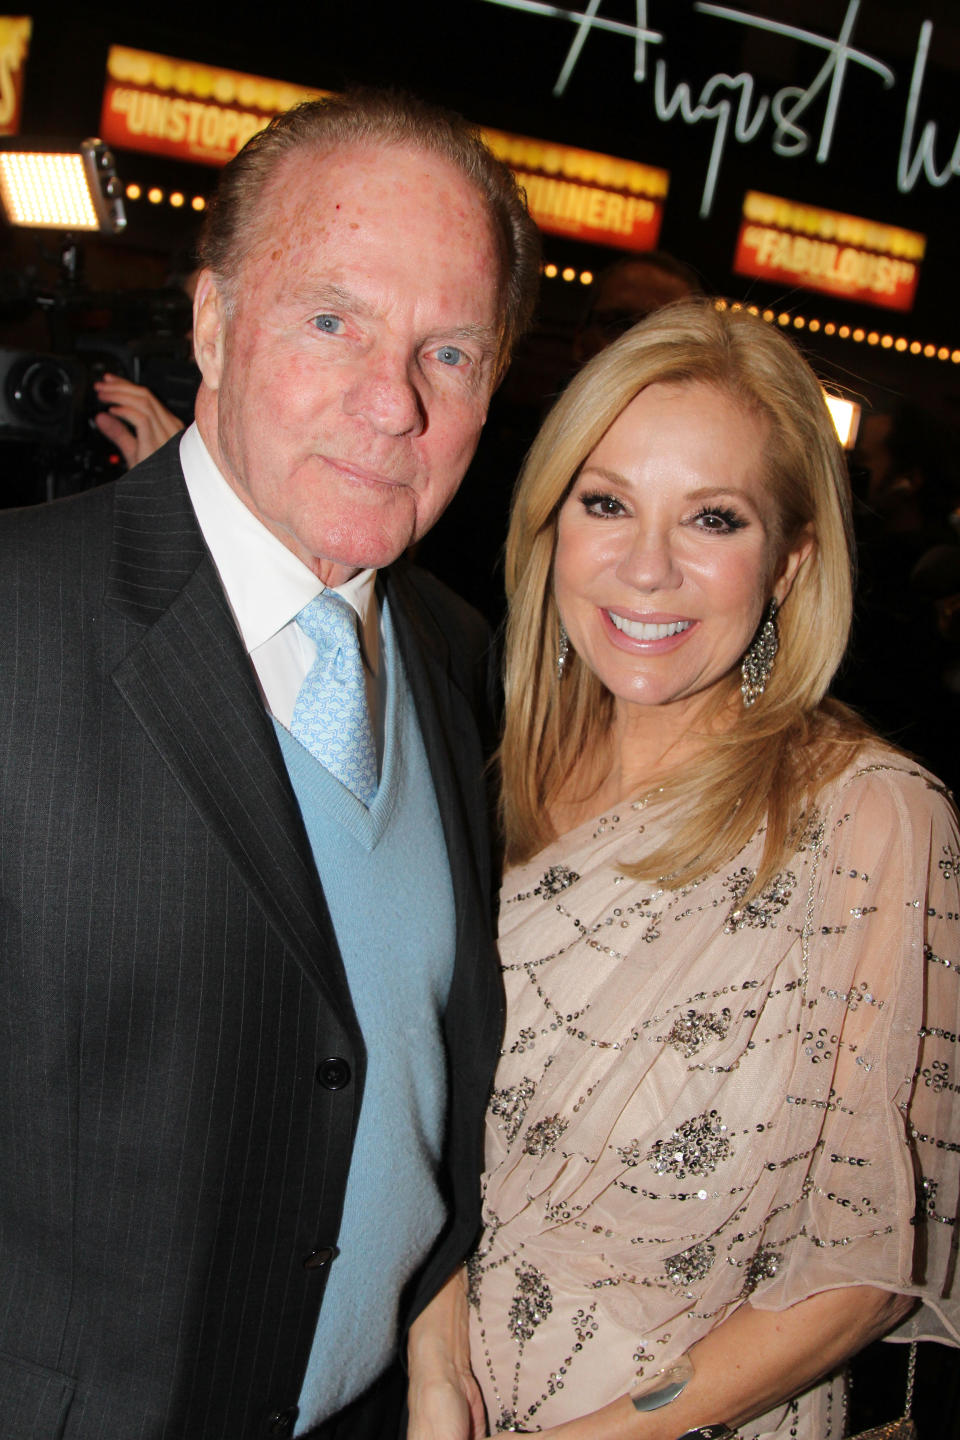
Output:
[{"xmin": 192, "ymin": 268, "xmax": 227, "ymax": 391}]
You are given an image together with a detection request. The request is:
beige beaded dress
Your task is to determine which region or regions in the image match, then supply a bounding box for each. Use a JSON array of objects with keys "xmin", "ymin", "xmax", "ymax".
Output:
[{"xmin": 469, "ymin": 749, "xmax": 960, "ymax": 1436}]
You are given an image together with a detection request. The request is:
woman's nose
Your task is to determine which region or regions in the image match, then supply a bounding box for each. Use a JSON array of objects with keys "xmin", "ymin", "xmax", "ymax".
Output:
[{"xmin": 616, "ymin": 527, "xmax": 684, "ymax": 593}]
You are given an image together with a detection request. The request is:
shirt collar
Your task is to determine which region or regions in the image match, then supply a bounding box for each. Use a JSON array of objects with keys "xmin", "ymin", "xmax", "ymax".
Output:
[{"xmin": 179, "ymin": 423, "xmax": 378, "ymax": 655}]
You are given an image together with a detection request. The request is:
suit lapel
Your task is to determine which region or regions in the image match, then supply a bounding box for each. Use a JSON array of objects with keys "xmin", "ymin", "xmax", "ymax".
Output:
[{"xmin": 105, "ymin": 447, "xmax": 356, "ymax": 1020}]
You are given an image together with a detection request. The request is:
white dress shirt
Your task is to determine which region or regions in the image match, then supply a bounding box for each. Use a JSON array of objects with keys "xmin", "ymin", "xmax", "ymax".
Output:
[{"xmin": 179, "ymin": 424, "xmax": 385, "ymax": 755}]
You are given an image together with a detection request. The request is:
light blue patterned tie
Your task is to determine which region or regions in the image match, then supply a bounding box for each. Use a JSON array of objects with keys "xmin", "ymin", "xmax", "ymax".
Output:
[{"xmin": 291, "ymin": 591, "xmax": 377, "ymax": 804}]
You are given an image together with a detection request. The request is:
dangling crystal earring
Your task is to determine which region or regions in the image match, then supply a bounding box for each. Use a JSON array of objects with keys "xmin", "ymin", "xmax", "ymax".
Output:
[
  {"xmin": 741, "ymin": 598, "xmax": 779, "ymax": 707},
  {"xmin": 557, "ymin": 620, "xmax": 570, "ymax": 680}
]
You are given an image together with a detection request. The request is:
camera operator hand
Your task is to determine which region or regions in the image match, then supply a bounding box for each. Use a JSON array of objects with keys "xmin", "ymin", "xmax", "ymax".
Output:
[{"xmin": 94, "ymin": 373, "xmax": 185, "ymax": 468}]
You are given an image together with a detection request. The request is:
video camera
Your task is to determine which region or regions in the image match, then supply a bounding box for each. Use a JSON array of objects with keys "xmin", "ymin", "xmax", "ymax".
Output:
[{"xmin": 0, "ymin": 279, "xmax": 198, "ymax": 503}]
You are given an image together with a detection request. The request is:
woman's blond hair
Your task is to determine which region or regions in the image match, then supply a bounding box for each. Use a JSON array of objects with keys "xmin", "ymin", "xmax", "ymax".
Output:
[{"xmin": 501, "ymin": 298, "xmax": 872, "ymax": 889}]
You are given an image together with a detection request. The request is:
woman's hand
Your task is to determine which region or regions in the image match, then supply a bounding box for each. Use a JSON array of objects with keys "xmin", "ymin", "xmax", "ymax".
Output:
[
  {"xmin": 408, "ymin": 1370, "xmax": 487, "ymax": 1440},
  {"xmin": 94, "ymin": 373, "xmax": 185, "ymax": 468},
  {"xmin": 408, "ymin": 1269, "xmax": 488, "ymax": 1440}
]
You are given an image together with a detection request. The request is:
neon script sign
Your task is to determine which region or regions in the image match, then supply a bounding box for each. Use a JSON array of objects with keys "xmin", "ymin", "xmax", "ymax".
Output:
[{"xmin": 481, "ymin": 1, "xmax": 958, "ymax": 217}]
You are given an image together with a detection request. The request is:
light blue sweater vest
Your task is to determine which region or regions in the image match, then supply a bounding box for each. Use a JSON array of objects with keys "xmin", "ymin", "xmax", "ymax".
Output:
[{"xmin": 273, "ymin": 603, "xmax": 456, "ymax": 1429}]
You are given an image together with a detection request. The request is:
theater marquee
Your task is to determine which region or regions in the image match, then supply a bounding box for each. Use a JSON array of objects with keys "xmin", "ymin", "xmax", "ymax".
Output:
[
  {"xmin": 482, "ymin": 128, "xmax": 668, "ymax": 252},
  {"xmin": 98, "ymin": 56, "xmax": 668, "ymax": 257},
  {"xmin": 0, "ymin": 16, "xmax": 31, "ymax": 137},
  {"xmin": 734, "ymin": 192, "xmax": 925, "ymax": 313},
  {"xmin": 99, "ymin": 47, "xmax": 326, "ymax": 167}
]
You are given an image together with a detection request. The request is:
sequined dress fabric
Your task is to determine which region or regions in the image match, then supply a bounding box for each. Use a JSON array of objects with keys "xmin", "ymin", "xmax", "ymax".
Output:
[{"xmin": 469, "ymin": 750, "xmax": 960, "ymax": 1436}]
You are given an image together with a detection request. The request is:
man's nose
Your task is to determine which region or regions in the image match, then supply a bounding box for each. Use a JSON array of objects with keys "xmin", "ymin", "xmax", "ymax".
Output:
[
  {"xmin": 343, "ymin": 351, "xmax": 425, "ymax": 437},
  {"xmin": 616, "ymin": 527, "xmax": 684, "ymax": 593}
]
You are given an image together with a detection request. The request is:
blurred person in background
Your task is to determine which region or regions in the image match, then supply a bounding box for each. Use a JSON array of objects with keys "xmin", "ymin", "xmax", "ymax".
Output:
[
  {"xmin": 572, "ymin": 250, "xmax": 704, "ymax": 365},
  {"xmin": 838, "ymin": 401, "xmax": 960, "ymax": 793},
  {"xmin": 93, "ymin": 369, "xmax": 186, "ymax": 464},
  {"xmin": 93, "ymin": 261, "xmax": 201, "ymax": 467}
]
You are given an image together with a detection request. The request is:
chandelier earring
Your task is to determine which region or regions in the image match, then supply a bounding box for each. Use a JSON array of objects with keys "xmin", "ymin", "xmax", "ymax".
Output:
[
  {"xmin": 556, "ymin": 620, "xmax": 570, "ymax": 681},
  {"xmin": 740, "ymin": 598, "xmax": 779, "ymax": 707}
]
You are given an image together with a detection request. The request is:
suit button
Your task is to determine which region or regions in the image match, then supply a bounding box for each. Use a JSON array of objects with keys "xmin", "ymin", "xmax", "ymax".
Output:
[
  {"xmin": 265, "ymin": 1406, "xmax": 298, "ymax": 1436},
  {"xmin": 303, "ymin": 1244, "xmax": 340, "ymax": 1270},
  {"xmin": 316, "ymin": 1056, "xmax": 351, "ymax": 1090}
]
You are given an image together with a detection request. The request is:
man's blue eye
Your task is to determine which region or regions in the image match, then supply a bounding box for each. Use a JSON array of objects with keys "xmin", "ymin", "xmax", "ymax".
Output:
[
  {"xmin": 436, "ymin": 346, "xmax": 464, "ymax": 366},
  {"xmin": 313, "ymin": 314, "xmax": 343, "ymax": 333}
]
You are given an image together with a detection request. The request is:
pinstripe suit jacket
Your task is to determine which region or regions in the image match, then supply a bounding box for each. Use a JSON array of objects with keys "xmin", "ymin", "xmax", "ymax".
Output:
[{"xmin": 0, "ymin": 440, "xmax": 503, "ymax": 1440}]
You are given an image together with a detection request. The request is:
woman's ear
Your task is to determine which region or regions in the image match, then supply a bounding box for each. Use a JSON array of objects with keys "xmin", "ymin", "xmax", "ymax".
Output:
[{"xmin": 773, "ymin": 524, "xmax": 815, "ymax": 606}]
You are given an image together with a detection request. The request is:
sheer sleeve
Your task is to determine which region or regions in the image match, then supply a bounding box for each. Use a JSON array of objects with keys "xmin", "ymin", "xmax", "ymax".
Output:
[{"xmin": 747, "ymin": 763, "xmax": 960, "ymax": 1344}]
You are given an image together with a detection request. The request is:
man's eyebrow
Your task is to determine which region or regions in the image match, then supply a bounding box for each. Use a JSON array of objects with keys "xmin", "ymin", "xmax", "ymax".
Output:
[
  {"xmin": 436, "ymin": 323, "xmax": 500, "ymax": 354},
  {"xmin": 292, "ymin": 281, "xmax": 374, "ymax": 316}
]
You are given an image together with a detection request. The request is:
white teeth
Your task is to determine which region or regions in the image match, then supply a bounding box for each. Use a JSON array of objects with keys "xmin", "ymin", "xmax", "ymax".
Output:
[{"xmin": 609, "ymin": 613, "xmax": 692, "ymax": 640}]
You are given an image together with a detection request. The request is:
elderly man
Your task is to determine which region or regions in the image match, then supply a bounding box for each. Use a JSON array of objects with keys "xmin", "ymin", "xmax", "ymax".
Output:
[{"xmin": 0, "ymin": 92, "xmax": 539, "ymax": 1440}]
